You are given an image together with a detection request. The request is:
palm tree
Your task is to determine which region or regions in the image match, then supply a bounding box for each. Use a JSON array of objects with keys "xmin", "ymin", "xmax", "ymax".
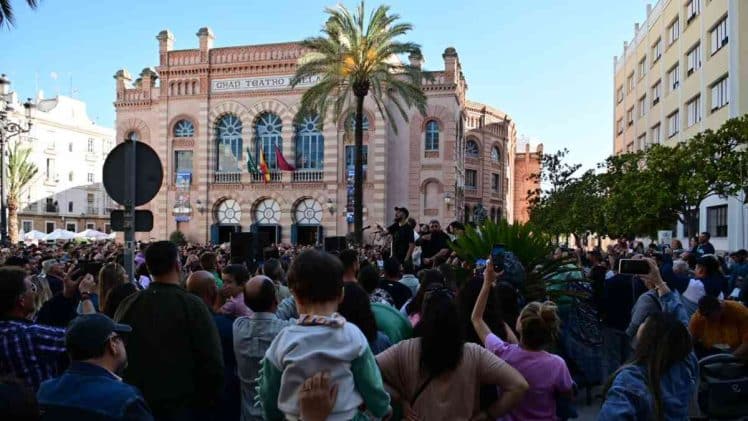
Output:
[
  {"xmin": 7, "ymin": 142, "xmax": 38, "ymax": 243},
  {"xmin": 0, "ymin": 0, "xmax": 39, "ymax": 28},
  {"xmin": 292, "ymin": 1, "xmax": 427, "ymax": 244}
]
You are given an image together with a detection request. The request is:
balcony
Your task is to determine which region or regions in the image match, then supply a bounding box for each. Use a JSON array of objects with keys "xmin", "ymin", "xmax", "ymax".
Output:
[
  {"xmin": 292, "ymin": 170, "xmax": 323, "ymax": 183},
  {"xmin": 214, "ymin": 172, "xmax": 242, "ymax": 184},
  {"xmin": 45, "ymin": 204, "xmax": 59, "ymax": 213},
  {"xmin": 87, "ymin": 206, "xmax": 99, "ymax": 215},
  {"xmin": 464, "ymin": 185, "xmax": 478, "ymax": 196},
  {"xmin": 251, "ymin": 171, "xmax": 282, "ymax": 183}
]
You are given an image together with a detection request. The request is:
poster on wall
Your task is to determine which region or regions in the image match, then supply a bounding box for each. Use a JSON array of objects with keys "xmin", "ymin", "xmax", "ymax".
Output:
[{"xmin": 174, "ymin": 172, "xmax": 192, "ymax": 222}]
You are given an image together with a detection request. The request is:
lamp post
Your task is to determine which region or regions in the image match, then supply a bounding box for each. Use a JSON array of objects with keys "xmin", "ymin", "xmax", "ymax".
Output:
[{"xmin": 0, "ymin": 74, "xmax": 35, "ymax": 244}]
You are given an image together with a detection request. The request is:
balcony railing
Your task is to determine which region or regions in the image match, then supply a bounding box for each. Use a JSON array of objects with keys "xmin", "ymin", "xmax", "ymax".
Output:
[
  {"xmin": 214, "ymin": 172, "xmax": 242, "ymax": 184},
  {"xmin": 251, "ymin": 171, "xmax": 282, "ymax": 183},
  {"xmin": 45, "ymin": 204, "xmax": 59, "ymax": 213},
  {"xmin": 292, "ymin": 170, "xmax": 323, "ymax": 182},
  {"xmin": 87, "ymin": 206, "xmax": 99, "ymax": 215}
]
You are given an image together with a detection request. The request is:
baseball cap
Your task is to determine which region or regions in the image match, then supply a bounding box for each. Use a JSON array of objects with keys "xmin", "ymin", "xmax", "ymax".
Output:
[
  {"xmin": 66, "ymin": 314, "xmax": 132, "ymax": 354},
  {"xmin": 394, "ymin": 207, "xmax": 409, "ymax": 217}
]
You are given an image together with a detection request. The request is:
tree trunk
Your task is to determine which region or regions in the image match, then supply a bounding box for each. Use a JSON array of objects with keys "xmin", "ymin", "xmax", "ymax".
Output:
[
  {"xmin": 353, "ymin": 89, "xmax": 367, "ymax": 245},
  {"xmin": 7, "ymin": 197, "xmax": 18, "ymax": 244}
]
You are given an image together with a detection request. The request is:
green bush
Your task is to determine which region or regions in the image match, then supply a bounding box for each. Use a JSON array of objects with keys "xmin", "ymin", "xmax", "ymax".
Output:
[
  {"xmin": 449, "ymin": 219, "xmax": 585, "ymax": 302},
  {"xmin": 169, "ymin": 230, "xmax": 187, "ymax": 246}
]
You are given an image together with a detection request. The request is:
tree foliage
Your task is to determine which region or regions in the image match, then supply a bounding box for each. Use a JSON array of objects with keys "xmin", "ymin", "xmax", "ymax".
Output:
[
  {"xmin": 0, "ymin": 0, "xmax": 38, "ymax": 28},
  {"xmin": 293, "ymin": 1, "xmax": 427, "ymax": 243},
  {"xmin": 529, "ymin": 115, "xmax": 748, "ymax": 240},
  {"xmin": 7, "ymin": 142, "xmax": 38, "ymax": 243}
]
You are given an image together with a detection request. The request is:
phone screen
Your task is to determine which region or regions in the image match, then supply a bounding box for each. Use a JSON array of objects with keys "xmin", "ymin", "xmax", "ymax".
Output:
[
  {"xmin": 491, "ymin": 244, "xmax": 505, "ymax": 272},
  {"xmin": 618, "ymin": 259, "xmax": 650, "ymax": 275}
]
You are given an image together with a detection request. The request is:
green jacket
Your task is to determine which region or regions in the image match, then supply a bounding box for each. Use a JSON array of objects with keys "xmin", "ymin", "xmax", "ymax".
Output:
[
  {"xmin": 371, "ymin": 302, "xmax": 413, "ymax": 344},
  {"xmin": 114, "ymin": 283, "xmax": 224, "ymax": 413}
]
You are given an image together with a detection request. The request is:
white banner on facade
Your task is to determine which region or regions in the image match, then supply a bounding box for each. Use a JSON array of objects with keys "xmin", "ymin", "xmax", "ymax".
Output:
[
  {"xmin": 211, "ymin": 75, "xmax": 321, "ymax": 93},
  {"xmin": 657, "ymin": 230, "xmax": 673, "ymax": 245}
]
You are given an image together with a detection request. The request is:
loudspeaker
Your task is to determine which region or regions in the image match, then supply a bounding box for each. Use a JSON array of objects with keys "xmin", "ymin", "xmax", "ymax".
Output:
[
  {"xmin": 230, "ymin": 232, "xmax": 257, "ymax": 264},
  {"xmin": 324, "ymin": 236, "xmax": 347, "ymax": 253}
]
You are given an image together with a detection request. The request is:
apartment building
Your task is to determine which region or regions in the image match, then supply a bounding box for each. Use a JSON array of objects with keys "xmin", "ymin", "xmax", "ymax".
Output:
[{"xmin": 613, "ymin": 0, "xmax": 748, "ymax": 251}]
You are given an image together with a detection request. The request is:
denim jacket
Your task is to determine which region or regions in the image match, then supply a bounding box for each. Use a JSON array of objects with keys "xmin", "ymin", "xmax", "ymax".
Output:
[
  {"xmin": 37, "ymin": 361, "xmax": 153, "ymax": 420},
  {"xmin": 599, "ymin": 291, "xmax": 698, "ymax": 421},
  {"xmin": 233, "ymin": 312, "xmax": 292, "ymax": 421}
]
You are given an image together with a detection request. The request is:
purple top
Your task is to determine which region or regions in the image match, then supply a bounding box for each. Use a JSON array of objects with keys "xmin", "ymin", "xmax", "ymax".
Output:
[
  {"xmin": 485, "ymin": 333, "xmax": 572, "ymax": 421},
  {"xmin": 220, "ymin": 293, "xmax": 252, "ymax": 318}
]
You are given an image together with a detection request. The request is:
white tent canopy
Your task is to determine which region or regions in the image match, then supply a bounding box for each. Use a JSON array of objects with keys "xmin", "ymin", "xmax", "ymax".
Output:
[
  {"xmin": 22, "ymin": 230, "xmax": 47, "ymax": 241},
  {"xmin": 75, "ymin": 229, "xmax": 109, "ymax": 240},
  {"xmin": 44, "ymin": 229, "xmax": 77, "ymax": 241}
]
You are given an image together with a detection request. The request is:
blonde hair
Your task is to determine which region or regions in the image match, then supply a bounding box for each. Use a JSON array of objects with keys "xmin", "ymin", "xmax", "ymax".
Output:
[
  {"xmin": 98, "ymin": 262, "xmax": 127, "ymax": 313},
  {"xmin": 518, "ymin": 301, "xmax": 561, "ymax": 350}
]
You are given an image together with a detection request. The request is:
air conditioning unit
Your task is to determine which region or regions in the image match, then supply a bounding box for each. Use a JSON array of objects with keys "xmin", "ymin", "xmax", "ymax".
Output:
[
  {"xmin": 653, "ymin": 98, "xmax": 660, "ymax": 106},
  {"xmin": 687, "ymin": 68, "xmax": 694, "ymax": 76}
]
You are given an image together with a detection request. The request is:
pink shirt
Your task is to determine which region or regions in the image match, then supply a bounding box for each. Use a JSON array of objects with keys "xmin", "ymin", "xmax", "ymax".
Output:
[
  {"xmin": 220, "ymin": 293, "xmax": 252, "ymax": 318},
  {"xmin": 485, "ymin": 333, "xmax": 572, "ymax": 421}
]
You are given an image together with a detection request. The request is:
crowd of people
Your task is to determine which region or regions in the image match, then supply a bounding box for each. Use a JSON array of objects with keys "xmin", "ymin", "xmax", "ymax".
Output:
[{"xmin": 0, "ymin": 210, "xmax": 747, "ymax": 420}]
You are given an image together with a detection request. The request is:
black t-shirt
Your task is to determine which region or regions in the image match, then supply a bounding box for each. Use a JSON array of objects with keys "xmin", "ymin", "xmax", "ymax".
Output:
[
  {"xmin": 387, "ymin": 223, "xmax": 414, "ymax": 263},
  {"xmin": 418, "ymin": 231, "xmax": 450, "ymax": 260},
  {"xmin": 377, "ymin": 278, "xmax": 413, "ymax": 309}
]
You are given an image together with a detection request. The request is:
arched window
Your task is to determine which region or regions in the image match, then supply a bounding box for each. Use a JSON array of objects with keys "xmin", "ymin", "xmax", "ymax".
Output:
[
  {"xmin": 173, "ymin": 119, "xmax": 195, "ymax": 137},
  {"xmin": 125, "ymin": 131, "xmax": 139, "ymax": 141},
  {"xmin": 465, "ymin": 139, "xmax": 480, "ymax": 157},
  {"xmin": 346, "ymin": 112, "xmax": 369, "ymax": 132},
  {"xmin": 255, "ymin": 113, "xmax": 282, "ymax": 169},
  {"xmin": 491, "ymin": 146, "xmax": 501, "ymax": 163},
  {"xmin": 295, "ymin": 114, "xmax": 324, "ymax": 170},
  {"xmin": 424, "ymin": 120, "xmax": 439, "ymax": 151},
  {"xmin": 215, "ymin": 114, "xmax": 243, "ymax": 172}
]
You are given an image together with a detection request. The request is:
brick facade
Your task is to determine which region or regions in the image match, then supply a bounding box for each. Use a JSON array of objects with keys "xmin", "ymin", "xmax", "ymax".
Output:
[{"xmin": 114, "ymin": 28, "xmax": 532, "ymax": 245}]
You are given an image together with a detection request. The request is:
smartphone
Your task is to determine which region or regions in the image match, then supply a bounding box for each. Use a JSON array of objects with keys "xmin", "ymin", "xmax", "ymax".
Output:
[
  {"xmin": 491, "ymin": 244, "xmax": 506, "ymax": 273},
  {"xmin": 475, "ymin": 258, "xmax": 488, "ymax": 268},
  {"xmin": 619, "ymin": 259, "xmax": 650, "ymax": 275}
]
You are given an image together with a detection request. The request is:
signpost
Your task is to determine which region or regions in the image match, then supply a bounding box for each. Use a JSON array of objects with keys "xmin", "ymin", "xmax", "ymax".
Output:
[{"xmin": 103, "ymin": 138, "xmax": 163, "ymax": 280}]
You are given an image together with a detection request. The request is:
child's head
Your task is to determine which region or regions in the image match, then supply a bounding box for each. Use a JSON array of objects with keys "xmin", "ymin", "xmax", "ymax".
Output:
[
  {"xmin": 288, "ymin": 249, "xmax": 343, "ymax": 305},
  {"xmin": 516, "ymin": 301, "xmax": 560, "ymax": 351}
]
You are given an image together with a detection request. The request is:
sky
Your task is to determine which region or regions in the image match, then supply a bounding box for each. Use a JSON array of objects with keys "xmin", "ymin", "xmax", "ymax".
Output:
[{"xmin": 2, "ymin": 0, "xmax": 654, "ymax": 171}]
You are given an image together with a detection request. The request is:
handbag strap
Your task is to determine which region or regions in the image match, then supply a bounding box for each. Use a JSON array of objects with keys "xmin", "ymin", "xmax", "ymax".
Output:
[{"xmin": 411, "ymin": 373, "xmax": 436, "ymax": 405}]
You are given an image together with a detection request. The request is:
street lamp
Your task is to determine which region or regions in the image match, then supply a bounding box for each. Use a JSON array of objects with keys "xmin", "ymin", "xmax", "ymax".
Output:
[{"xmin": 0, "ymin": 74, "xmax": 35, "ymax": 244}]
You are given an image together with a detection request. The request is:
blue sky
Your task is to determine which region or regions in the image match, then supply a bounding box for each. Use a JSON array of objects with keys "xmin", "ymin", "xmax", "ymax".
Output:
[{"xmin": 2, "ymin": 0, "xmax": 652, "ymax": 170}]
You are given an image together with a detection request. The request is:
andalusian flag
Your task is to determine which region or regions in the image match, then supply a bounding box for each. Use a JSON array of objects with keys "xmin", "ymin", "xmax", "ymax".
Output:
[
  {"xmin": 246, "ymin": 148, "xmax": 260, "ymax": 176},
  {"xmin": 259, "ymin": 147, "xmax": 271, "ymax": 183}
]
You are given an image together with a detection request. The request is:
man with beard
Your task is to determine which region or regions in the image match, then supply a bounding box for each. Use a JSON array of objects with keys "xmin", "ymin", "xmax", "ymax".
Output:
[
  {"xmin": 386, "ymin": 207, "xmax": 415, "ymax": 264},
  {"xmin": 37, "ymin": 313, "xmax": 153, "ymax": 420}
]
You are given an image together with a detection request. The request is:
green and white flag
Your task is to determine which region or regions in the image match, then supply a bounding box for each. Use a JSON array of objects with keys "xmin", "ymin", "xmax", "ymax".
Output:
[{"xmin": 246, "ymin": 148, "xmax": 260, "ymax": 176}]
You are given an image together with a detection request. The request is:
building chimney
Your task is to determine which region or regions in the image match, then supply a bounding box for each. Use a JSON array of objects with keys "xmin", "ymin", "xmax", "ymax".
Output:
[
  {"xmin": 624, "ymin": 41, "xmax": 628, "ymax": 51},
  {"xmin": 646, "ymin": 3, "xmax": 652, "ymax": 18},
  {"xmin": 139, "ymin": 68, "xmax": 158, "ymax": 96},
  {"xmin": 635, "ymin": 22, "xmax": 640, "ymax": 33},
  {"xmin": 197, "ymin": 27, "xmax": 214, "ymax": 62},
  {"xmin": 113, "ymin": 69, "xmax": 132, "ymax": 95},
  {"xmin": 408, "ymin": 51, "xmax": 424, "ymax": 69},
  {"xmin": 442, "ymin": 47, "xmax": 458, "ymax": 83},
  {"xmin": 156, "ymin": 30, "xmax": 174, "ymax": 65}
]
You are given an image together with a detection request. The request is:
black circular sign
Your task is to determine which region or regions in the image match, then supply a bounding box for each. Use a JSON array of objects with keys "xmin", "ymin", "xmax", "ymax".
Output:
[{"xmin": 103, "ymin": 141, "xmax": 163, "ymax": 206}]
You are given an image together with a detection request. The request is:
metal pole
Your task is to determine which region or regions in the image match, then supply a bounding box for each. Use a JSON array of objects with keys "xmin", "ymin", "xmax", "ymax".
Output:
[
  {"xmin": 123, "ymin": 137, "xmax": 136, "ymax": 281},
  {"xmin": 0, "ymin": 137, "xmax": 6, "ymax": 245}
]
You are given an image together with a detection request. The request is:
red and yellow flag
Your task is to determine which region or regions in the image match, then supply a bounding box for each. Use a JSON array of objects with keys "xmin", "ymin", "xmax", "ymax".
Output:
[{"xmin": 259, "ymin": 147, "xmax": 270, "ymax": 183}]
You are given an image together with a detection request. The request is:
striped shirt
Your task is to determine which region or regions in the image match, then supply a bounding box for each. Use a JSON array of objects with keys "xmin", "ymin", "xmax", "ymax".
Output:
[{"xmin": 0, "ymin": 318, "xmax": 68, "ymax": 391}]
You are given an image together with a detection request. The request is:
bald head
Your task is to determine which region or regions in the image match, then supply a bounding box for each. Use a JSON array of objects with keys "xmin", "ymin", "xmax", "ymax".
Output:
[
  {"xmin": 186, "ymin": 270, "xmax": 218, "ymax": 309},
  {"xmin": 244, "ymin": 275, "xmax": 277, "ymax": 313}
]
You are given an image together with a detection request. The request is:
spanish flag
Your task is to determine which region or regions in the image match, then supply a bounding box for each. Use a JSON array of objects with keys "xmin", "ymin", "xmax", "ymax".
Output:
[{"xmin": 259, "ymin": 147, "xmax": 270, "ymax": 183}]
